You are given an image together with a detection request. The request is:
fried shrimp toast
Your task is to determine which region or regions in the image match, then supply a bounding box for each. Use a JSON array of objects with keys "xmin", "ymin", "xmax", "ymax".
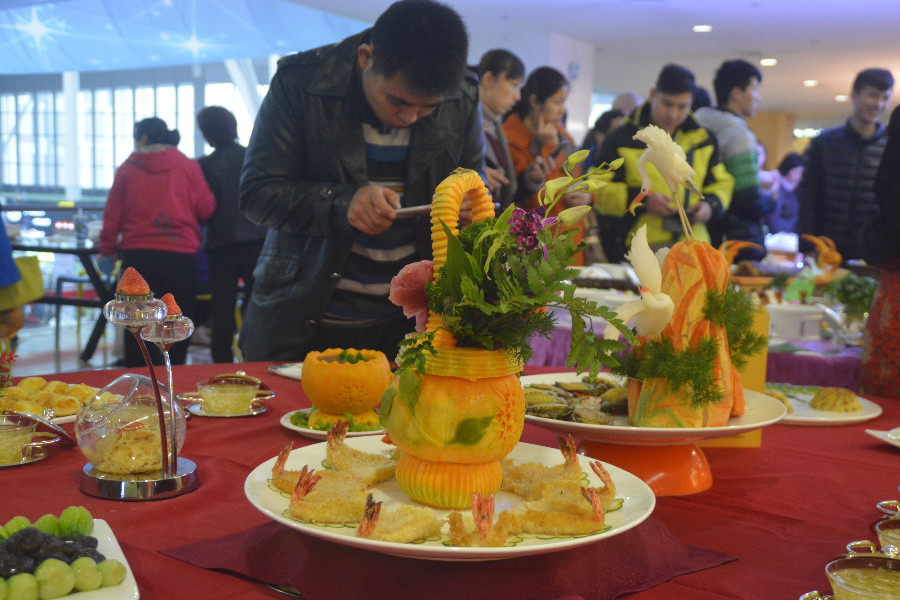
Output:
[
  {"xmin": 500, "ymin": 435, "xmax": 583, "ymax": 499},
  {"xmin": 288, "ymin": 465, "xmax": 368, "ymax": 524},
  {"xmin": 357, "ymin": 494, "xmax": 445, "ymax": 543},
  {"xmin": 325, "ymin": 420, "xmax": 396, "ymax": 485}
]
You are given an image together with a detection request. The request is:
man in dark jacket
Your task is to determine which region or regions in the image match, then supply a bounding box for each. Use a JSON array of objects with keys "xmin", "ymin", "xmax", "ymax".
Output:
[
  {"xmin": 695, "ymin": 59, "xmax": 775, "ymax": 261},
  {"xmin": 798, "ymin": 67, "xmax": 893, "ymax": 261},
  {"xmin": 238, "ymin": 0, "xmax": 484, "ymax": 361},
  {"xmin": 197, "ymin": 105, "xmax": 267, "ymax": 364}
]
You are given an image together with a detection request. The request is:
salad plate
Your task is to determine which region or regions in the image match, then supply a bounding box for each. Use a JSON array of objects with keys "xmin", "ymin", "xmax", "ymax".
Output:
[
  {"xmin": 279, "ymin": 409, "xmax": 384, "ymax": 441},
  {"xmin": 765, "ymin": 382, "xmax": 882, "ymax": 425},
  {"xmin": 521, "ymin": 373, "xmax": 786, "ymax": 445},
  {"xmin": 244, "ymin": 437, "xmax": 655, "ymax": 561}
]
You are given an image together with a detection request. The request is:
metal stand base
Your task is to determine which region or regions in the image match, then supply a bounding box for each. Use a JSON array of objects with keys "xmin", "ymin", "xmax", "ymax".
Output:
[{"xmin": 79, "ymin": 458, "xmax": 199, "ymax": 501}]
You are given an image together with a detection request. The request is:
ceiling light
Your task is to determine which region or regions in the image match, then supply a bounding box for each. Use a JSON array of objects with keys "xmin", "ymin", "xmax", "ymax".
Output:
[
  {"xmin": 760, "ymin": 58, "xmax": 777, "ymax": 67},
  {"xmin": 803, "ymin": 80, "xmax": 819, "ymax": 87},
  {"xmin": 692, "ymin": 25, "xmax": 712, "ymax": 33},
  {"xmin": 835, "ymin": 95, "xmax": 849, "ymax": 102}
]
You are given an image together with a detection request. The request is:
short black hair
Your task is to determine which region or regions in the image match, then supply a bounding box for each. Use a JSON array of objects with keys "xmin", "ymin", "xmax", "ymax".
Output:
[
  {"xmin": 134, "ymin": 117, "xmax": 180, "ymax": 146},
  {"xmin": 197, "ymin": 106, "xmax": 238, "ymax": 148},
  {"xmin": 512, "ymin": 66, "xmax": 568, "ymax": 119},
  {"xmin": 655, "ymin": 64, "xmax": 695, "ymax": 95},
  {"xmin": 713, "ymin": 59, "xmax": 762, "ymax": 107},
  {"xmin": 691, "ymin": 85, "xmax": 712, "ymax": 111},
  {"xmin": 476, "ymin": 49, "xmax": 525, "ymax": 82},
  {"xmin": 370, "ymin": 0, "xmax": 468, "ymax": 98},
  {"xmin": 777, "ymin": 152, "xmax": 804, "ymax": 176},
  {"xmin": 853, "ymin": 68, "xmax": 894, "ymax": 93}
]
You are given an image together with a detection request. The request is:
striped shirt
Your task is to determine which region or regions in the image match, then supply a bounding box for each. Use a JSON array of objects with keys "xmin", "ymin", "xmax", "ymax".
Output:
[{"xmin": 321, "ymin": 123, "xmax": 417, "ymax": 323}]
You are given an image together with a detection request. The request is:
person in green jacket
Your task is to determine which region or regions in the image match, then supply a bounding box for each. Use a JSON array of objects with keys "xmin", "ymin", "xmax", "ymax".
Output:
[{"xmin": 592, "ymin": 64, "xmax": 734, "ymax": 263}]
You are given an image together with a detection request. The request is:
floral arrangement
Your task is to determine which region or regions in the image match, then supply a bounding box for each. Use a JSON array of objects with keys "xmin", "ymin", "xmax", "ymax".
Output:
[
  {"xmin": 0, "ymin": 339, "xmax": 17, "ymax": 390},
  {"xmin": 389, "ymin": 152, "xmax": 636, "ymax": 379}
]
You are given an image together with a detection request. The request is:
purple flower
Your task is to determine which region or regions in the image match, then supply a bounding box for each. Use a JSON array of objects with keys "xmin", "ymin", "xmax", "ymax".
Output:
[{"xmin": 508, "ymin": 207, "xmax": 556, "ymax": 253}]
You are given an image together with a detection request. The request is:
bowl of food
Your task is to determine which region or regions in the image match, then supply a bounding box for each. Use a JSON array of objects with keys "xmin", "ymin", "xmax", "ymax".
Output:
[
  {"xmin": 195, "ymin": 373, "xmax": 268, "ymax": 416},
  {"xmin": 75, "ymin": 374, "xmax": 186, "ymax": 474},
  {"xmin": 825, "ymin": 552, "xmax": 900, "ymax": 599},
  {"xmin": 0, "ymin": 412, "xmax": 60, "ymax": 464}
]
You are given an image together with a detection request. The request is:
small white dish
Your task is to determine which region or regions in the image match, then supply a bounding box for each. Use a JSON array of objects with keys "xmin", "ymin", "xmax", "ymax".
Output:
[
  {"xmin": 280, "ymin": 409, "xmax": 384, "ymax": 441},
  {"xmin": 865, "ymin": 427, "xmax": 900, "ymax": 449},
  {"xmin": 268, "ymin": 362, "xmax": 303, "ymax": 381}
]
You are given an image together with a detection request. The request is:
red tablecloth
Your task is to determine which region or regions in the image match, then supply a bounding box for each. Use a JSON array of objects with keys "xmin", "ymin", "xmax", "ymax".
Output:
[{"xmin": 3, "ymin": 363, "xmax": 897, "ymax": 599}]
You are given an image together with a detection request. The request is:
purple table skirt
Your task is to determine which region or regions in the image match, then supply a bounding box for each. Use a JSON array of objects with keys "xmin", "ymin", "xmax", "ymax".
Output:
[{"xmin": 528, "ymin": 328, "xmax": 862, "ymax": 391}]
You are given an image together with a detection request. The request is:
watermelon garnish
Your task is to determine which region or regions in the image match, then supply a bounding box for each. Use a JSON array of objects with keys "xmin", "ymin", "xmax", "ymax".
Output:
[
  {"xmin": 161, "ymin": 293, "xmax": 182, "ymax": 316},
  {"xmin": 116, "ymin": 267, "xmax": 151, "ymax": 296}
]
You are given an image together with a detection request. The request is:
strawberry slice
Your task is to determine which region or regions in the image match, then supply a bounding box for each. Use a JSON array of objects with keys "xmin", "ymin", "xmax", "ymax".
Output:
[
  {"xmin": 160, "ymin": 293, "xmax": 182, "ymax": 316},
  {"xmin": 116, "ymin": 267, "xmax": 151, "ymax": 296}
]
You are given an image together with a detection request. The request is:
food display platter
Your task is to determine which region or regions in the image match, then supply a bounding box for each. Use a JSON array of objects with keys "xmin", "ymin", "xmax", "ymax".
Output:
[
  {"xmin": 765, "ymin": 382, "xmax": 883, "ymax": 425},
  {"xmin": 244, "ymin": 437, "xmax": 655, "ymax": 561},
  {"xmin": 267, "ymin": 362, "xmax": 303, "ymax": 381},
  {"xmin": 72, "ymin": 519, "xmax": 139, "ymax": 600},
  {"xmin": 280, "ymin": 409, "xmax": 385, "ymax": 441},
  {"xmin": 522, "ymin": 373, "xmax": 787, "ymax": 446}
]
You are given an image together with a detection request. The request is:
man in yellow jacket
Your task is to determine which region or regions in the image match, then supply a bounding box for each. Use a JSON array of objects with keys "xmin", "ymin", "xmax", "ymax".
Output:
[{"xmin": 591, "ymin": 64, "xmax": 734, "ymax": 262}]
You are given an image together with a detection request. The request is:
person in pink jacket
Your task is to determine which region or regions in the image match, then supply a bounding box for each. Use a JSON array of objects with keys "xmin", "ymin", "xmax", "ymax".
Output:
[{"xmin": 100, "ymin": 117, "xmax": 216, "ymax": 366}]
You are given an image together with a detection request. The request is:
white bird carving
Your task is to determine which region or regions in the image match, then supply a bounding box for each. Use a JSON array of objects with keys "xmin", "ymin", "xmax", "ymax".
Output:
[
  {"xmin": 625, "ymin": 125, "xmax": 704, "ymax": 239},
  {"xmin": 603, "ymin": 225, "xmax": 674, "ymax": 340}
]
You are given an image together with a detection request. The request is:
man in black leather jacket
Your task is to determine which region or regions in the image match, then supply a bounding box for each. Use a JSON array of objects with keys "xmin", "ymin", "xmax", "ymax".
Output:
[
  {"xmin": 239, "ymin": 0, "xmax": 485, "ymax": 361},
  {"xmin": 798, "ymin": 67, "xmax": 893, "ymax": 261}
]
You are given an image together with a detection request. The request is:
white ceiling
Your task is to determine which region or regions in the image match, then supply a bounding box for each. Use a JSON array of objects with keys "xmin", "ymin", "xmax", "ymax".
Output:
[{"xmin": 287, "ymin": 0, "xmax": 900, "ymax": 129}]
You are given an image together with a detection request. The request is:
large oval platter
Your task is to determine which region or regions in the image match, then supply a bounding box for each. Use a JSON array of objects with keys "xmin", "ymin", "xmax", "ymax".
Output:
[
  {"xmin": 522, "ymin": 372, "xmax": 786, "ymax": 446},
  {"xmin": 244, "ymin": 437, "xmax": 655, "ymax": 561}
]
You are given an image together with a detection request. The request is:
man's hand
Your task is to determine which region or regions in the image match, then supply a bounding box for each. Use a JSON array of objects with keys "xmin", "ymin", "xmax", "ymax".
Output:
[
  {"xmin": 687, "ymin": 200, "xmax": 713, "ymax": 224},
  {"xmin": 485, "ymin": 166, "xmax": 509, "ymax": 196},
  {"xmin": 643, "ymin": 192, "xmax": 678, "ymax": 217},
  {"xmin": 348, "ymin": 184, "xmax": 400, "ymax": 235}
]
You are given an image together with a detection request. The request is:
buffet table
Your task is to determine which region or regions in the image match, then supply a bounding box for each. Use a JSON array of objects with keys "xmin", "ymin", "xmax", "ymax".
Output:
[{"xmin": 5, "ymin": 362, "xmax": 897, "ymax": 600}]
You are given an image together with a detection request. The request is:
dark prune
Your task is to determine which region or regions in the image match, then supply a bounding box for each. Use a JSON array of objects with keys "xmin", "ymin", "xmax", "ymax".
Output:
[
  {"xmin": 77, "ymin": 548, "xmax": 106, "ymax": 563},
  {"xmin": 0, "ymin": 552, "xmax": 36, "ymax": 577},
  {"xmin": 75, "ymin": 536, "xmax": 99, "ymax": 550},
  {"xmin": 4, "ymin": 527, "xmax": 45, "ymax": 554}
]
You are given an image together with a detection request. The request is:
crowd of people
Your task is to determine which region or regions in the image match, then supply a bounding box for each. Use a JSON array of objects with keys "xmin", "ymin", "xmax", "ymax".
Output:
[{"xmin": 70, "ymin": 0, "xmax": 895, "ymax": 391}]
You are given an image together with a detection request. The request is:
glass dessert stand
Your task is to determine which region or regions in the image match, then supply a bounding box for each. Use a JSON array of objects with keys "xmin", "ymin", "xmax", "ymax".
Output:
[
  {"xmin": 77, "ymin": 292, "xmax": 199, "ymax": 500},
  {"xmin": 521, "ymin": 373, "xmax": 787, "ymax": 496}
]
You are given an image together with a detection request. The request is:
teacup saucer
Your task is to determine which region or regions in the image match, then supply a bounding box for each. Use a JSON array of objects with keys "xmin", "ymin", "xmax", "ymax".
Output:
[{"xmin": 0, "ymin": 445, "xmax": 49, "ymax": 468}]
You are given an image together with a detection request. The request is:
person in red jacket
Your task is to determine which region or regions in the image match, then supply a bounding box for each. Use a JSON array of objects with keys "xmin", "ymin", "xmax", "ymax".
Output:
[{"xmin": 100, "ymin": 117, "xmax": 216, "ymax": 366}]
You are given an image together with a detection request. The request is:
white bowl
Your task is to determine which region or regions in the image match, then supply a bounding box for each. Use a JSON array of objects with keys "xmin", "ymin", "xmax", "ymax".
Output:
[{"xmin": 765, "ymin": 303, "xmax": 824, "ymax": 342}]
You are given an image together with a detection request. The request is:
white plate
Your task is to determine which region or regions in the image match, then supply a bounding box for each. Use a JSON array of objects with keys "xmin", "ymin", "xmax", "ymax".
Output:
[
  {"xmin": 866, "ymin": 427, "xmax": 900, "ymax": 449},
  {"xmin": 765, "ymin": 382, "xmax": 883, "ymax": 425},
  {"xmin": 521, "ymin": 373, "xmax": 786, "ymax": 446},
  {"xmin": 280, "ymin": 409, "xmax": 385, "ymax": 440},
  {"xmin": 244, "ymin": 437, "xmax": 655, "ymax": 561},
  {"xmin": 73, "ymin": 519, "xmax": 139, "ymax": 599},
  {"xmin": 267, "ymin": 362, "xmax": 303, "ymax": 381}
]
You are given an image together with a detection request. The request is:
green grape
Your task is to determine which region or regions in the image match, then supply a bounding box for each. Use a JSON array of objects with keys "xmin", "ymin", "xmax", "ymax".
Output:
[
  {"xmin": 3, "ymin": 517, "xmax": 30, "ymax": 538},
  {"xmin": 31, "ymin": 516, "xmax": 59, "ymax": 536},
  {"xmin": 5, "ymin": 573, "xmax": 37, "ymax": 600},
  {"xmin": 96, "ymin": 560, "xmax": 126, "ymax": 588},
  {"xmin": 33, "ymin": 559, "xmax": 74, "ymax": 600},
  {"xmin": 0, "ymin": 576, "xmax": 7, "ymax": 600},
  {"xmin": 57, "ymin": 507, "xmax": 93, "ymax": 537},
  {"xmin": 0, "ymin": 524, "xmax": 6, "ymax": 541},
  {"xmin": 68, "ymin": 558, "xmax": 102, "ymax": 593}
]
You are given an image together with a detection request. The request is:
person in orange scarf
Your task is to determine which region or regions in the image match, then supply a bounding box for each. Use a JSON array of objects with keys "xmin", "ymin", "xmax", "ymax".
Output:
[{"xmin": 503, "ymin": 66, "xmax": 594, "ymax": 265}]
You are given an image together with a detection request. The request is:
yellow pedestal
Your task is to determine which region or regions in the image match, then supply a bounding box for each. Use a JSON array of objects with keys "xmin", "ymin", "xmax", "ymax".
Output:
[{"xmin": 700, "ymin": 308, "xmax": 769, "ymax": 449}]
